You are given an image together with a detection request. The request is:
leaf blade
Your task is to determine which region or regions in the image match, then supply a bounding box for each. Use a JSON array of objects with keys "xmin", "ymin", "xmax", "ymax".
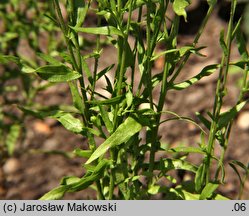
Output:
[
  {"xmin": 86, "ymin": 117, "xmax": 142, "ymax": 164},
  {"xmin": 199, "ymin": 183, "xmax": 219, "ymax": 200},
  {"xmin": 30, "ymin": 65, "xmax": 82, "ymax": 82},
  {"xmin": 172, "ymin": 64, "xmax": 219, "ymax": 90},
  {"xmin": 71, "ymin": 26, "xmax": 124, "ymax": 37}
]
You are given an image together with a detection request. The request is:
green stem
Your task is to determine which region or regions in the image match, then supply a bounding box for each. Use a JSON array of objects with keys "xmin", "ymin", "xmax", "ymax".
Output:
[
  {"xmin": 53, "ymin": 0, "xmax": 104, "ymax": 199},
  {"xmin": 53, "ymin": 0, "xmax": 89, "ymax": 126},
  {"xmin": 145, "ymin": 0, "xmax": 153, "ymax": 110},
  {"xmin": 53, "ymin": 0, "xmax": 78, "ymax": 71},
  {"xmin": 147, "ymin": 0, "xmax": 168, "ymax": 186},
  {"xmin": 205, "ymin": 0, "xmax": 236, "ymax": 185},
  {"xmin": 169, "ymin": 3, "xmax": 216, "ymax": 84},
  {"xmin": 215, "ymin": 47, "xmax": 249, "ymax": 182},
  {"xmin": 131, "ymin": 7, "xmax": 142, "ymax": 92},
  {"xmin": 91, "ymin": 15, "xmax": 101, "ymax": 100},
  {"xmin": 109, "ymin": 0, "xmax": 134, "ymax": 200}
]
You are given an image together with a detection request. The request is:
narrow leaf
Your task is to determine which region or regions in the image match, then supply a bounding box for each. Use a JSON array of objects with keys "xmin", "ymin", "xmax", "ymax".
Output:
[
  {"xmin": 82, "ymin": 59, "xmax": 92, "ymax": 83},
  {"xmin": 19, "ymin": 107, "xmax": 85, "ymax": 135},
  {"xmin": 125, "ymin": 90, "xmax": 133, "ymax": 108},
  {"xmin": 99, "ymin": 105, "xmax": 113, "ymax": 133},
  {"xmin": 150, "ymin": 159, "xmax": 198, "ymax": 173},
  {"xmin": 39, "ymin": 186, "xmax": 68, "ymax": 200},
  {"xmin": 74, "ymin": 148, "xmax": 92, "ymax": 159},
  {"xmin": 37, "ymin": 53, "xmax": 61, "ymax": 65},
  {"xmin": 86, "ymin": 117, "xmax": 142, "ymax": 164},
  {"xmin": 71, "ymin": 26, "xmax": 124, "ymax": 37},
  {"xmin": 168, "ymin": 146, "xmax": 205, "ymax": 154},
  {"xmin": 219, "ymin": 30, "xmax": 228, "ymax": 57},
  {"xmin": 195, "ymin": 164, "xmax": 205, "ymax": 192},
  {"xmin": 199, "ymin": 183, "xmax": 219, "ymax": 200},
  {"xmin": 52, "ymin": 111, "xmax": 84, "ymax": 134},
  {"xmin": 151, "ymin": 49, "xmax": 178, "ymax": 61},
  {"xmin": 75, "ymin": 1, "xmax": 89, "ymax": 28},
  {"xmin": 196, "ymin": 112, "xmax": 211, "ymax": 130},
  {"xmin": 40, "ymin": 160, "xmax": 109, "ymax": 200},
  {"xmin": 87, "ymin": 95, "xmax": 123, "ymax": 106},
  {"xmin": 218, "ymin": 101, "xmax": 247, "ymax": 129},
  {"xmin": 104, "ymin": 75, "xmax": 113, "ymax": 94},
  {"xmin": 69, "ymin": 81, "xmax": 84, "ymax": 113},
  {"xmin": 235, "ymin": 25, "xmax": 249, "ymax": 60},
  {"xmin": 172, "ymin": 64, "xmax": 219, "ymax": 90},
  {"xmin": 30, "ymin": 65, "xmax": 81, "ymax": 82},
  {"xmin": 230, "ymin": 160, "xmax": 249, "ymax": 173},
  {"xmin": 96, "ymin": 64, "xmax": 115, "ymax": 81},
  {"xmin": 229, "ymin": 163, "xmax": 243, "ymax": 186},
  {"xmin": 60, "ymin": 176, "xmax": 81, "ymax": 186},
  {"xmin": 69, "ymin": 160, "xmax": 109, "ymax": 192}
]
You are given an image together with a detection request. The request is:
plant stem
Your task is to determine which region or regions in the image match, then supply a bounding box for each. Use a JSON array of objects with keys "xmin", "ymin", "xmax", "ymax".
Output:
[
  {"xmin": 147, "ymin": 0, "xmax": 168, "ymax": 186},
  {"xmin": 205, "ymin": 0, "xmax": 236, "ymax": 185},
  {"xmin": 169, "ymin": 3, "xmax": 216, "ymax": 84},
  {"xmin": 215, "ymin": 51, "xmax": 249, "ymax": 182},
  {"xmin": 53, "ymin": 0, "xmax": 89, "ymax": 126},
  {"xmin": 145, "ymin": 0, "xmax": 153, "ymax": 110},
  {"xmin": 131, "ymin": 6, "xmax": 142, "ymax": 92},
  {"xmin": 53, "ymin": 0, "xmax": 104, "ymax": 199},
  {"xmin": 91, "ymin": 14, "xmax": 101, "ymax": 100},
  {"xmin": 109, "ymin": 0, "xmax": 134, "ymax": 200}
]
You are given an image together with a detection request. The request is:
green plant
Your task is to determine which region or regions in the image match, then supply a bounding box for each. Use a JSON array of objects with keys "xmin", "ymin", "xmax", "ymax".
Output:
[
  {"xmin": 3, "ymin": 0, "xmax": 249, "ymax": 200},
  {"xmin": 0, "ymin": 0, "xmax": 63, "ymax": 198}
]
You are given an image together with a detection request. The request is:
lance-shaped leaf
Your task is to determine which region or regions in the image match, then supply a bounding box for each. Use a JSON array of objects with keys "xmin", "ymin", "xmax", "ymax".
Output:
[
  {"xmin": 68, "ymin": 159, "xmax": 109, "ymax": 192},
  {"xmin": 74, "ymin": 148, "xmax": 92, "ymax": 159},
  {"xmin": 195, "ymin": 164, "xmax": 205, "ymax": 192},
  {"xmin": 220, "ymin": 30, "xmax": 228, "ymax": 57},
  {"xmin": 96, "ymin": 64, "xmax": 115, "ymax": 81},
  {"xmin": 74, "ymin": 0, "xmax": 89, "ymax": 28},
  {"xmin": 168, "ymin": 146, "xmax": 205, "ymax": 155},
  {"xmin": 146, "ymin": 158, "xmax": 198, "ymax": 173},
  {"xmin": 235, "ymin": 24, "xmax": 249, "ymax": 60},
  {"xmin": 19, "ymin": 107, "xmax": 102, "ymax": 136},
  {"xmin": 40, "ymin": 160, "xmax": 109, "ymax": 200},
  {"xmin": 30, "ymin": 110, "xmax": 84, "ymax": 134},
  {"xmin": 50, "ymin": 112, "xmax": 101, "ymax": 136},
  {"xmin": 54, "ymin": 112, "xmax": 84, "ymax": 133},
  {"xmin": 71, "ymin": 26, "xmax": 124, "ymax": 37},
  {"xmin": 218, "ymin": 101, "xmax": 247, "ymax": 129},
  {"xmin": 151, "ymin": 49, "xmax": 178, "ymax": 61},
  {"xmin": 86, "ymin": 117, "xmax": 142, "ymax": 164},
  {"xmin": 69, "ymin": 81, "xmax": 84, "ymax": 114},
  {"xmin": 39, "ymin": 185, "xmax": 69, "ymax": 200},
  {"xmin": 37, "ymin": 52, "xmax": 61, "ymax": 65},
  {"xmin": 196, "ymin": 112, "xmax": 211, "ymax": 130},
  {"xmin": 87, "ymin": 95, "xmax": 123, "ymax": 106},
  {"xmin": 99, "ymin": 105, "xmax": 113, "ymax": 133},
  {"xmin": 27, "ymin": 65, "xmax": 82, "ymax": 82},
  {"xmin": 199, "ymin": 183, "xmax": 219, "ymax": 200},
  {"xmin": 229, "ymin": 160, "xmax": 249, "ymax": 192},
  {"xmin": 171, "ymin": 64, "xmax": 219, "ymax": 90}
]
